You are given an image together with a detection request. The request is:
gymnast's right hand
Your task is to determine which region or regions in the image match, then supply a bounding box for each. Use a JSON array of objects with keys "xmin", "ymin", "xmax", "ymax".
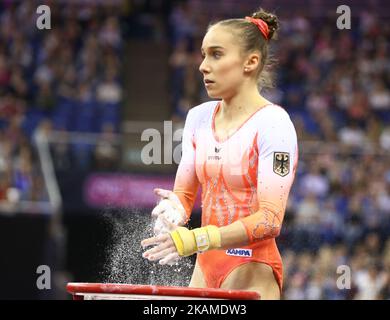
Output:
[{"xmin": 152, "ymin": 188, "xmax": 186, "ymax": 236}]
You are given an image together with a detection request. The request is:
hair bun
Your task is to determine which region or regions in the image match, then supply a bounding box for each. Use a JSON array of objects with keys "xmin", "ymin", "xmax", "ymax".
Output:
[{"xmin": 251, "ymin": 8, "xmax": 279, "ymax": 40}]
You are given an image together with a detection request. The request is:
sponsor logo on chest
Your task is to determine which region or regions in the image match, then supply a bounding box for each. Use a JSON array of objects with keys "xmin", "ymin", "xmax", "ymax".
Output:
[{"xmin": 208, "ymin": 146, "xmax": 222, "ymax": 161}]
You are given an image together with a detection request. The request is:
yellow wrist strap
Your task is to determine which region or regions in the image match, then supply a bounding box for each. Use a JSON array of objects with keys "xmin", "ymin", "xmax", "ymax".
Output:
[
  {"xmin": 170, "ymin": 225, "xmax": 221, "ymax": 257},
  {"xmin": 205, "ymin": 225, "xmax": 222, "ymax": 250},
  {"xmin": 169, "ymin": 228, "xmax": 186, "ymax": 256}
]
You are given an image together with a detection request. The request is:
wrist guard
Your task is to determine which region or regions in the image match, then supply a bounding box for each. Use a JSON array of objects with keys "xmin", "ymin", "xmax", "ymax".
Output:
[{"xmin": 169, "ymin": 225, "xmax": 221, "ymax": 257}]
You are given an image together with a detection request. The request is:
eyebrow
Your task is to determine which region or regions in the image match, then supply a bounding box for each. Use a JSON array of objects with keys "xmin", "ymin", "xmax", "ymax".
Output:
[{"xmin": 201, "ymin": 46, "xmax": 225, "ymax": 52}]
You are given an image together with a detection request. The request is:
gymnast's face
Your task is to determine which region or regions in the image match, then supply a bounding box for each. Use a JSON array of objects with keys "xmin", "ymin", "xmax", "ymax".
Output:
[{"xmin": 199, "ymin": 26, "xmax": 248, "ymax": 100}]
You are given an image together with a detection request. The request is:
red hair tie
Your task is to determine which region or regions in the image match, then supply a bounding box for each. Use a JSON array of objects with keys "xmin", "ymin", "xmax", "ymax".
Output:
[{"xmin": 245, "ymin": 16, "xmax": 269, "ymax": 40}]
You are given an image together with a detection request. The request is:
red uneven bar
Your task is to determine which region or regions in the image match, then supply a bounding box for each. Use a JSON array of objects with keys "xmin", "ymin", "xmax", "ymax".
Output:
[{"xmin": 66, "ymin": 283, "xmax": 260, "ymax": 300}]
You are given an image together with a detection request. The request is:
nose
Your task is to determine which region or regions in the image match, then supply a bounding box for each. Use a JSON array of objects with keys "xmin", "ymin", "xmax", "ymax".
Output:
[{"xmin": 199, "ymin": 58, "xmax": 210, "ymax": 74}]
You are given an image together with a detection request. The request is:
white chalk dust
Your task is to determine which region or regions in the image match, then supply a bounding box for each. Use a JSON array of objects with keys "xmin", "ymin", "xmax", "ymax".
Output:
[{"xmin": 100, "ymin": 208, "xmax": 194, "ymax": 287}]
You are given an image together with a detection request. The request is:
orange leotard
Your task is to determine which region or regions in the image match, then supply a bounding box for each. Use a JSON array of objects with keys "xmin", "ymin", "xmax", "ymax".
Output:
[{"xmin": 173, "ymin": 101, "xmax": 298, "ymax": 292}]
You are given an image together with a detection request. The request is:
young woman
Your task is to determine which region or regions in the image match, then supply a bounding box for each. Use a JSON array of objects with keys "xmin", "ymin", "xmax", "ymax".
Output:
[{"xmin": 141, "ymin": 8, "xmax": 298, "ymax": 300}]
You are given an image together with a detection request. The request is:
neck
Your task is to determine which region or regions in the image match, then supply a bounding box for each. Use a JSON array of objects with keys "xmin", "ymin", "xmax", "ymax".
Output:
[{"xmin": 219, "ymin": 84, "xmax": 269, "ymax": 120}]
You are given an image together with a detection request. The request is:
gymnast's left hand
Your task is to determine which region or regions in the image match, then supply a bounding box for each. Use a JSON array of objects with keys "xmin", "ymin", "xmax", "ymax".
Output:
[{"xmin": 141, "ymin": 217, "xmax": 180, "ymax": 265}]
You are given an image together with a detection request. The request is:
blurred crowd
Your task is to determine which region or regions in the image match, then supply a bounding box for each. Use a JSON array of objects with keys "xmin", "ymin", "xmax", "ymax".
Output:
[
  {"xmin": 0, "ymin": 1, "xmax": 123, "ymax": 204},
  {"xmin": 282, "ymin": 234, "xmax": 390, "ymax": 299},
  {"xmin": 164, "ymin": 0, "xmax": 390, "ymax": 299}
]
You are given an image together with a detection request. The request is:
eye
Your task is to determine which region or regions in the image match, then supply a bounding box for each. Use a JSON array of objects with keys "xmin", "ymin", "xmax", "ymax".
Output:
[{"xmin": 213, "ymin": 51, "xmax": 222, "ymax": 59}]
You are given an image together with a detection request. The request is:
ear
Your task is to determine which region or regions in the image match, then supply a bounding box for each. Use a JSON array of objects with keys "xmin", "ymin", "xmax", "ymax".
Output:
[{"xmin": 243, "ymin": 52, "xmax": 261, "ymax": 73}]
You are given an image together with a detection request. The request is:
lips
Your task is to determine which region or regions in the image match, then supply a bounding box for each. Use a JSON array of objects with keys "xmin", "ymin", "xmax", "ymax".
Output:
[{"xmin": 204, "ymin": 79, "xmax": 215, "ymax": 85}]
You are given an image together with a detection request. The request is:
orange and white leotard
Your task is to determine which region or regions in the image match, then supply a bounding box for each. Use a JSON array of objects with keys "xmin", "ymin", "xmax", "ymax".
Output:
[{"xmin": 173, "ymin": 100, "xmax": 298, "ymax": 291}]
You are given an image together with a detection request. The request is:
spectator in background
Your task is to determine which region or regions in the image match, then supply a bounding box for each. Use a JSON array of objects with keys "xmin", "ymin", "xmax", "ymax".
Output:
[
  {"xmin": 9, "ymin": 66, "xmax": 29, "ymax": 100},
  {"xmin": 96, "ymin": 67, "xmax": 122, "ymax": 104},
  {"xmin": 169, "ymin": 39, "xmax": 189, "ymax": 116},
  {"xmin": 57, "ymin": 66, "xmax": 78, "ymax": 101},
  {"xmin": 13, "ymin": 145, "xmax": 33, "ymax": 201},
  {"xmin": 369, "ymin": 80, "xmax": 390, "ymax": 111},
  {"xmin": 295, "ymin": 193, "xmax": 321, "ymax": 232},
  {"xmin": 380, "ymin": 126, "xmax": 390, "ymax": 150},
  {"xmin": 0, "ymin": 53, "xmax": 10, "ymax": 87},
  {"xmin": 354, "ymin": 262, "xmax": 388, "ymax": 300},
  {"xmin": 319, "ymin": 199, "xmax": 344, "ymax": 244},
  {"xmin": 338, "ymin": 120, "xmax": 368, "ymax": 147},
  {"xmin": 0, "ymin": 172, "xmax": 10, "ymax": 201},
  {"xmin": 35, "ymin": 82, "xmax": 56, "ymax": 114},
  {"xmin": 99, "ymin": 16, "xmax": 122, "ymax": 49},
  {"xmin": 300, "ymin": 163, "xmax": 329, "ymax": 198},
  {"xmin": 51, "ymin": 128, "xmax": 73, "ymax": 172},
  {"xmin": 94, "ymin": 122, "xmax": 120, "ymax": 171}
]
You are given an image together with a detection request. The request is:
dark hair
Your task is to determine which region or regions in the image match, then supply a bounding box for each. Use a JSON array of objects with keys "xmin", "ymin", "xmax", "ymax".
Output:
[{"xmin": 210, "ymin": 8, "xmax": 280, "ymax": 89}]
